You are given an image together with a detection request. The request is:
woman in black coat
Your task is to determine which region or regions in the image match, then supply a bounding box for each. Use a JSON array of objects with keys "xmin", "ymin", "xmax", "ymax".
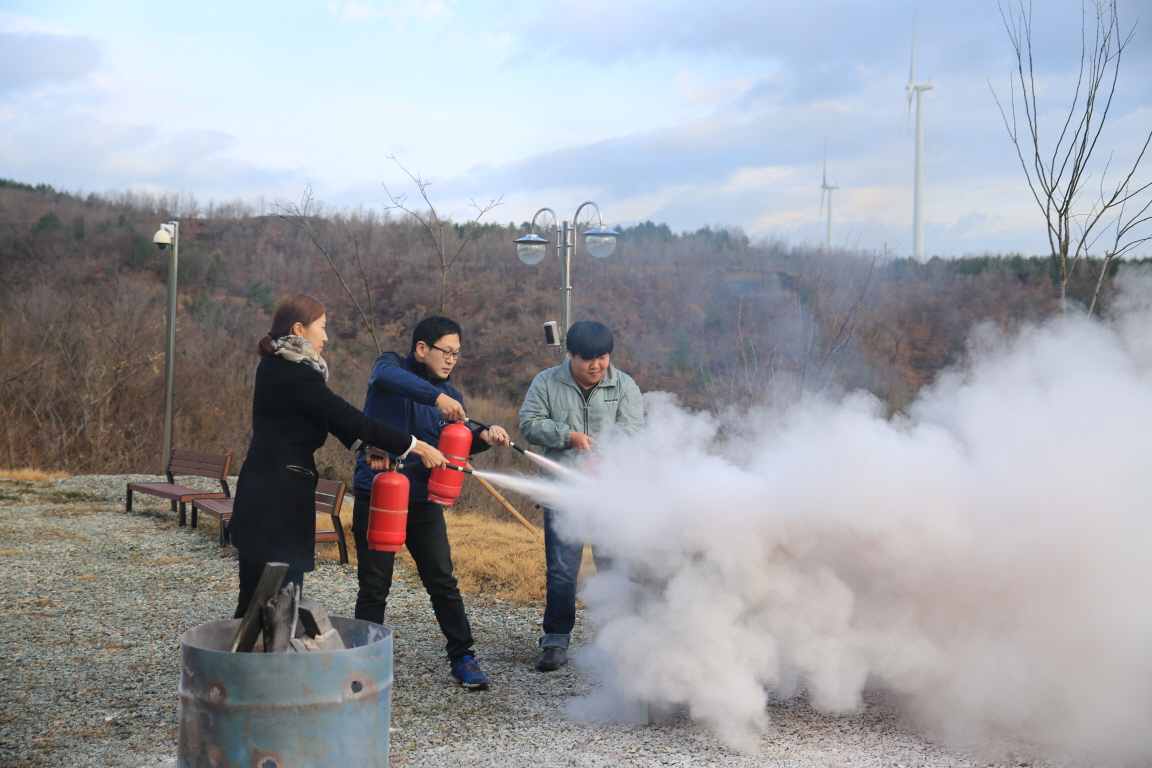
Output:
[{"xmin": 229, "ymin": 293, "xmax": 446, "ymax": 617}]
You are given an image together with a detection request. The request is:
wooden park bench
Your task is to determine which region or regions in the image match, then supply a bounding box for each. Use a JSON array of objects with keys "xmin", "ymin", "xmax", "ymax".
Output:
[
  {"xmin": 194, "ymin": 478, "xmax": 351, "ymax": 564},
  {"xmin": 126, "ymin": 449, "xmax": 232, "ymax": 527},
  {"xmin": 311, "ymin": 479, "xmax": 350, "ymax": 564}
]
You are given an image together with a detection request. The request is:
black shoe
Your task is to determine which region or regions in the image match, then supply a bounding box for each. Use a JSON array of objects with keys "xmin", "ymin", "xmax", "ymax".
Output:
[{"xmin": 535, "ymin": 646, "xmax": 568, "ymax": 671}]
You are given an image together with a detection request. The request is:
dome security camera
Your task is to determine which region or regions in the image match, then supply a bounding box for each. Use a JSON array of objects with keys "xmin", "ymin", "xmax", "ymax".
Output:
[{"xmin": 153, "ymin": 226, "xmax": 172, "ymax": 250}]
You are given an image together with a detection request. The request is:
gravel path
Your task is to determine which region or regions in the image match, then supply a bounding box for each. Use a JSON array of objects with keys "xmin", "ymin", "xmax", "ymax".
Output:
[{"xmin": 1, "ymin": 475, "xmax": 1078, "ymax": 767}]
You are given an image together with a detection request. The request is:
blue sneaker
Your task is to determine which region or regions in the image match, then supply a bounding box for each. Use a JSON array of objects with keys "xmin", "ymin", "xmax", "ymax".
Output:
[{"xmin": 451, "ymin": 655, "xmax": 489, "ymax": 690}]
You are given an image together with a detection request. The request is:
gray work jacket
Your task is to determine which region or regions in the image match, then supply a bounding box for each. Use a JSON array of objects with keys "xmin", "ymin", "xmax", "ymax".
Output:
[{"xmin": 518, "ymin": 359, "xmax": 644, "ymax": 461}]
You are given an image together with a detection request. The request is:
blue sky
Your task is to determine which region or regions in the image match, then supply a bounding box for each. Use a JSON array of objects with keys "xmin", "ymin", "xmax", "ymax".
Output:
[{"xmin": 1, "ymin": 0, "xmax": 1149, "ymax": 257}]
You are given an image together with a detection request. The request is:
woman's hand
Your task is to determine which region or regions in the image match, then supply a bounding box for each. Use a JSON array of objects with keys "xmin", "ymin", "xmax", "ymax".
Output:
[
  {"xmin": 411, "ymin": 440, "xmax": 448, "ymax": 469},
  {"xmin": 366, "ymin": 447, "xmax": 390, "ymax": 471}
]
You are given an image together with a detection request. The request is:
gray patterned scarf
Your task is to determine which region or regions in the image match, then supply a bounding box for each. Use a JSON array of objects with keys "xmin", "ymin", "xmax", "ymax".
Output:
[{"xmin": 271, "ymin": 335, "xmax": 329, "ymax": 381}]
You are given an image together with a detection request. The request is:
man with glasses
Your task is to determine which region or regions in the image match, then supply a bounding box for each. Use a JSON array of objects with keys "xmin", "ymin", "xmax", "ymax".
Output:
[
  {"xmin": 352, "ymin": 316, "xmax": 509, "ymax": 690},
  {"xmin": 519, "ymin": 320, "xmax": 644, "ymax": 672}
]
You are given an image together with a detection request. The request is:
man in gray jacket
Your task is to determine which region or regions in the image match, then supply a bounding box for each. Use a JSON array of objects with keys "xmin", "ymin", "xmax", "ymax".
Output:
[{"xmin": 519, "ymin": 320, "xmax": 644, "ymax": 671}]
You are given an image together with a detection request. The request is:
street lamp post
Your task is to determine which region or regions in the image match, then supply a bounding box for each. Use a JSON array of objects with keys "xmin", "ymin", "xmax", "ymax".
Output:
[
  {"xmin": 152, "ymin": 221, "xmax": 179, "ymax": 470},
  {"xmin": 514, "ymin": 202, "xmax": 618, "ymax": 355}
]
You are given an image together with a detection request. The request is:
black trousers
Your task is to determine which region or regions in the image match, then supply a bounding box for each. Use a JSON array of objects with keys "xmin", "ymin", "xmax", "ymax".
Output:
[
  {"xmin": 233, "ymin": 556, "xmax": 304, "ymax": 619},
  {"xmin": 352, "ymin": 495, "xmax": 475, "ymax": 663}
]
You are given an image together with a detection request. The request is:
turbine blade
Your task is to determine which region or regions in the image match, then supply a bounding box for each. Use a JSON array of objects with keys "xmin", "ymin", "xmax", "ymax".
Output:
[
  {"xmin": 822, "ymin": 139, "xmax": 828, "ymax": 186},
  {"xmin": 904, "ymin": 0, "xmax": 917, "ymax": 134}
]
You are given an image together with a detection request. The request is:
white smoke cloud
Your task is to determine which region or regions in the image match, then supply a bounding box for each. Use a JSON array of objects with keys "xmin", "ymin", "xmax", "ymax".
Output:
[{"xmin": 526, "ymin": 269, "xmax": 1152, "ymax": 758}]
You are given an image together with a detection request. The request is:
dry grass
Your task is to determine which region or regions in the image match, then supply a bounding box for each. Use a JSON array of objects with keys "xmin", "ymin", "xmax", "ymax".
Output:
[
  {"xmin": 430, "ymin": 510, "xmax": 546, "ymax": 603},
  {"xmin": 0, "ymin": 468, "xmax": 71, "ymax": 482}
]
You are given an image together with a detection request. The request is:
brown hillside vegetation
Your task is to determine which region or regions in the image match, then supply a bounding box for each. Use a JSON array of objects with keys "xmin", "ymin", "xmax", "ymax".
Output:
[{"xmin": 0, "ymin": 179, "xmax": 1132, "ymax": 514}]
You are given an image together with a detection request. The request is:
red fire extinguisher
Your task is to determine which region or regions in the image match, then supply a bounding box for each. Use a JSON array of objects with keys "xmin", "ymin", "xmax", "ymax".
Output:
[
  {"xmin": 426, "ymin": 422, "xmax": 473, "ymax": 506},
  {"xmin": 367, "ymin": 467, "xmax": 409, "ymax": 552}
]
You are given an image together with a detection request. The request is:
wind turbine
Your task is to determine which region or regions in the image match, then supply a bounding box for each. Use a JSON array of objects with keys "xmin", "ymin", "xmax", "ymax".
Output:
[
  {"xmin": 819, "ymin": 142, "xmax": 839, "ymax": 251},
  {"xmin": 905, "ymin": 14, "xmax": 933, "ymax": 263}
]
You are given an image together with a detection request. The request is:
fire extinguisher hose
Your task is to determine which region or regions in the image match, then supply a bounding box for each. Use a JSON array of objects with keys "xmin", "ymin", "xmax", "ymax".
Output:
[{"xmin": 466, "ymin": 418, "xmax": 530, "ymax": 455}]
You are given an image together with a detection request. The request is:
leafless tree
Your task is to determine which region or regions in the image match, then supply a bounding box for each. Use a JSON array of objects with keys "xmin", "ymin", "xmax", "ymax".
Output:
[
  {"xmin": 991, "ymin": 0, "xmax": 1152, "ymax": 315},
  {"xmin": 381, "ymin": 156, "xmax": 504, "ymax": 315},
  {"xmin": 276, "ymin": 186, "xmax": 383, "ymax": 354}
]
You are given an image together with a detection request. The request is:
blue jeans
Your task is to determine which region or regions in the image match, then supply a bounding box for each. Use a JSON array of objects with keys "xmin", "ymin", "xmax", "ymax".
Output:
[{"xmin": 541, "ymin": 508, "xmax": 608, "ymax": 649}]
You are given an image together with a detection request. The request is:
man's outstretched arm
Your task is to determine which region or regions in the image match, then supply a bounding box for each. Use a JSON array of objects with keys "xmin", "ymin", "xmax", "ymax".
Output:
[
  {"xmin": 369, "ymin": 352, "xmax": 442, "ymax": 404},
  {"xmin": 518, "ymin": 373, "xmax": 571, "ymax": 449}
]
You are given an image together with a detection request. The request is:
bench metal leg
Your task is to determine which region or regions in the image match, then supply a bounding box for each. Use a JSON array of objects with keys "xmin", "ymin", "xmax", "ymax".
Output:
[
  {"xmin": 126, "ymin": 487, "xmax": 133, "ymax": 513},
  {"xmin": 178, "ymin": 502, "xmax": 186, "ymax": 527},
  {"xmin": 191, "ymin": 505, "xmax": 198, "ymax": 528},
  {"xmin": 334, "ymin": 517, "xmax": 349, "ymax": 565}
]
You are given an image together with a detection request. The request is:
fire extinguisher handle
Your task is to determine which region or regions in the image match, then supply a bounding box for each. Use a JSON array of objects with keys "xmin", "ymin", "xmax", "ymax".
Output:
[{"xmin": 465, "ymin": 416, "xmax": 527, "ymax": 453}]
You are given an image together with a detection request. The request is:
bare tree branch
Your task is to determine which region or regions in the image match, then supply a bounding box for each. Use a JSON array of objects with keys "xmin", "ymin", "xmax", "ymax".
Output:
[
  {"xmin": 991, "ymin": 0, "xmax": 1151, "ymax": 315},
  {"xmin": 381, "ymin": 155, "xmax": 504, "ymax": 314},
  {"xmin": 343, "ymin": 223, "xmax": 379, "ymax": 352},
  {"xmin": 275, "ymin": 185, "xmax": 381, "ymax": 354}
]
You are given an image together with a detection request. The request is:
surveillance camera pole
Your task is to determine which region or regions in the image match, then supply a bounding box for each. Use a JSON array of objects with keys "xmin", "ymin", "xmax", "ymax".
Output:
[{"xmin": 160, "ymin": 222, "xmax": 179, "ymax": 469}]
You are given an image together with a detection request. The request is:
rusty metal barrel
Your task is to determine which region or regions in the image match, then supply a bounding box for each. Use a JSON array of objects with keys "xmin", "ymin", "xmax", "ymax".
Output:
[{"xmin": 178, "ymin": 617, "xmax": 392, "ymax": 768}]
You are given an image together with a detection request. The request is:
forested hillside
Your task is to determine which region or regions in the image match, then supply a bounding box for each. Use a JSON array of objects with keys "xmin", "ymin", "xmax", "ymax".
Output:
[{"xmin": 0, "ymin": 179, "xmax": 1128, "ymax": 481}]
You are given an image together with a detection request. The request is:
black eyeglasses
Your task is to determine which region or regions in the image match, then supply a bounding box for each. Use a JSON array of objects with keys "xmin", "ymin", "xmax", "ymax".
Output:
[{"xmin": 429, "ymin": 343, "xmax": 462, "ymax": 361}]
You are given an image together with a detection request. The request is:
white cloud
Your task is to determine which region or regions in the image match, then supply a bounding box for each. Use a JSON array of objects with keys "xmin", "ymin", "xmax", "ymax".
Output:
[
  {"xmin": 0, "ymin": 30, "xmax": 101, "ymax": 93},
  {"xmin": 674, "ymin": 69, "xmax": 757, "ymax": 105},
  {"xmin": 0, "ymin": 105, "xmax": 301, "ymax": 196}
]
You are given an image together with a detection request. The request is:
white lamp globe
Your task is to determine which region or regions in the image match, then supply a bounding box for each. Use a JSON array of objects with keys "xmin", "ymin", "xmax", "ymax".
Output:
[
  {"xmin": 515, "ymin": 233, "xmax": 549, "ymax": 265},
  {"xmin": 583, "ymin": 226, "xmax": 618, "ymax": 258},
  {"xmin": 517, "ymin": 242, "xmax": 547, "ymax": 265}
]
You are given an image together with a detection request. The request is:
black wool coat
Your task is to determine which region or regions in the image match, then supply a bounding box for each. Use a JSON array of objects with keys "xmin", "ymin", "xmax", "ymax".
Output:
[{"xmin": 228, "ymin": 353, "xmax": 413, "ymax": 571}]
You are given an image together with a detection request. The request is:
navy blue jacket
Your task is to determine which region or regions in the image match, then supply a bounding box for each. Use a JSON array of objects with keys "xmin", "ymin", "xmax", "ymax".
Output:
[{"xmin": 353, "ymin": 351, "xmax": 489, "ymax": 503}]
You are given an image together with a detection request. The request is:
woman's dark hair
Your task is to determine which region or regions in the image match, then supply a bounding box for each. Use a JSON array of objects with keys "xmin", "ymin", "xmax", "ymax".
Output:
[
  {"xmin": 257, "ymin": 293, "xmax": 327, "ymax": 356},
  {"xmin": 566, "ymin": 320, "xmax": 614, "ymax": 359},
  {"xmin": 410, "ymin": 316, "xmax": 463, "ymax": 353}
]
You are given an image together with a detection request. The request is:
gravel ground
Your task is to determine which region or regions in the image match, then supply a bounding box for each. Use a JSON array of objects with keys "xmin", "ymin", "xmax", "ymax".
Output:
[{"xmin": 0, "ymin": 474, "xmax": 1086, "ymax": 767}]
